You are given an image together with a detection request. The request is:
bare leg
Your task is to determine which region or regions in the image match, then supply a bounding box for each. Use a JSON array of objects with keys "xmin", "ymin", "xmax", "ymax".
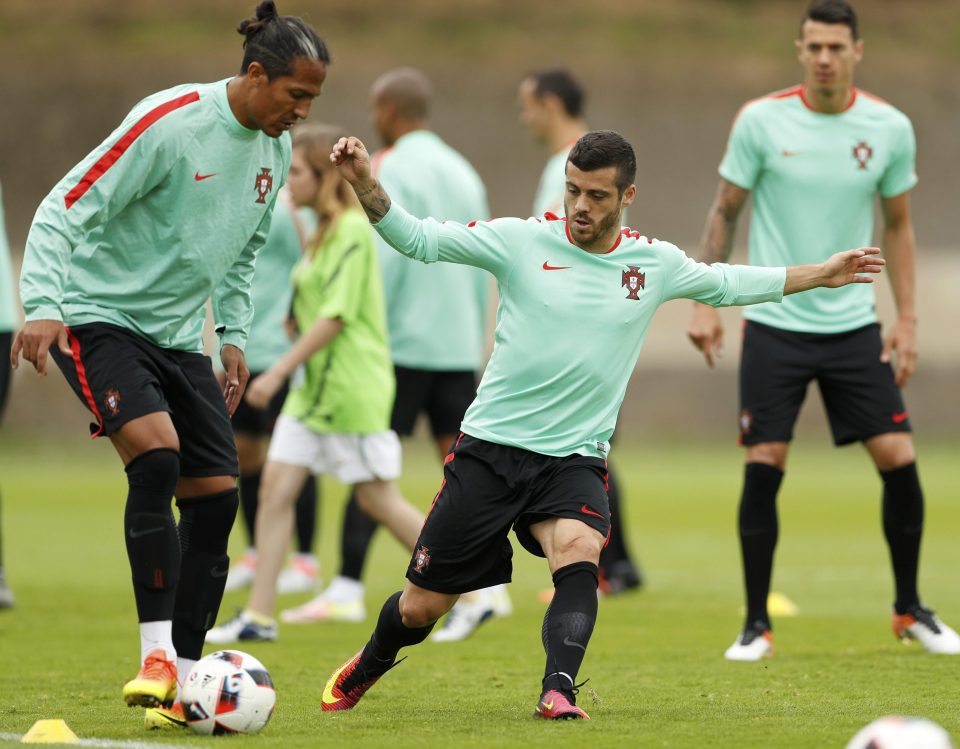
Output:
[{"xmin": 354, "ymin": 479, "xmax": 423, "ymax": 551}]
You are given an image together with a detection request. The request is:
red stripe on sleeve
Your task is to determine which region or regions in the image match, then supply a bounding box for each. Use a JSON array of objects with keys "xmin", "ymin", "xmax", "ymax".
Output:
[
  {"xmin": 64, "ymin": 91, "xmax": 201, "ymax": 209},
  {"xmin": 66, "ymin": 326, "xmax": 105, "ymax": 438}
]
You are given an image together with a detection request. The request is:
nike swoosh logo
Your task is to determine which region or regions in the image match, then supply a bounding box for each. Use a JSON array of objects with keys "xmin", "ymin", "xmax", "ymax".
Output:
[
  {"xmin": 892, "ymin": 411, "xmax": 909, "ymax": 424},
  {"xmin": 194, "ymin": 171, "xmax": 217, "ymax": 181},
  {"xmin": 541, "ymin": 701, "xmax": 554, "ymax": 711},
  {"xmin": 562, "ymin": 636, "xmax": 586, "ymax": 652},
  {"xmin": 321, "ymin": 660, "xmax": 350, "ymax": 705},
  {"xmin": 543, "ymin": 261, "xmax": 571, "ymax": 271},
  {"xmin": 781, "ymin": 150, "xmax": 800, "ymax": 158},
  {"xmin": 128, "ymin": 527, "xmax": 165, "ymax": 539},
  {"xmin": 580, "ymin": 504, "xmax": 604, "ymax": 519}
]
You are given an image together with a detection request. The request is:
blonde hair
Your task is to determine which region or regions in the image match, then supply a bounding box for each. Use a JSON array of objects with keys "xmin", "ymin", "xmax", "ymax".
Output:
[{"xmin": 292, "ymin": 124, "xmax": 360, "ymax": 248}]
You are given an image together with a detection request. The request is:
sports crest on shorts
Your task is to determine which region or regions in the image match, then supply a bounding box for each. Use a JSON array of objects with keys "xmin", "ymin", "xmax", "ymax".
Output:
[
  {"xmin": 103, "ymin": 388, "xmax": 121, "ymax": 416},
  {"xmin": 414, "ymin": 545, "xmax": 431, "ymax": 574}
]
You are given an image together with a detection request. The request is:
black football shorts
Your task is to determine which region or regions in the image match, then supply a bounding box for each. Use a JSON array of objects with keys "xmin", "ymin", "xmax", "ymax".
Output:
[
  {"xmin": 406, "ymin": 433, "xmax": 610, "ymax": 595},
  {"xmin": 51, "ymin": 322, "xmax": 238, "ymax": 477},
  {"xmin": 391, "ymin": 366, "xmax": 477, "ymax": 438},
  {"xmin": 739, "ymin": 320, "xmax": 911, "ymax": 447}
]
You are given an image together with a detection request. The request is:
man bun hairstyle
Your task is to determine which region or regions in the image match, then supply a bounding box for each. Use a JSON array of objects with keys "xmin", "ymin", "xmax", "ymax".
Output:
[
  {"xmin": 238, "ymin": 0, "xmax": 331, "ymax": 79},
  {"xmin": 803, "ymin": 0, "xmax": 859, "ymax": 40},
  {"xmin": 528, "ymin": 68, "xmax": 585, "ymax": 118},
  {"xmin": 567, "ymin": 131, "xmax": 636, "ymax": 196}
]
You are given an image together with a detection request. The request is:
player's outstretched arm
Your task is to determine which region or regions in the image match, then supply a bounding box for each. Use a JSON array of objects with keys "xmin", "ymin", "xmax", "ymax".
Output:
[
  {"xmin": 784, "ymin": 248, "xmax": 884, "ymax": 295},
  {"xmin": 330, "ymin": 136, "xmax": 392, "ymax": 223}
]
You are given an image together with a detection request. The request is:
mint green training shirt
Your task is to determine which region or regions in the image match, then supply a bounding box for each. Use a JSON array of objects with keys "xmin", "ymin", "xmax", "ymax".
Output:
[
  {"xmin": 0, "ymin": 183, "xmax": 17, "ymax": 333},
  {"xmin": 20, "ymin": 79, "xmax": 291, "ymax": 352},
  {"xmin": 376, "ymin": 204, "xmax": 787, "ymax": 458},
  {"xmin": 720, "ymin": 86, "xmax": 916, "ymax": 334},
  {"xmin": 372, "ymin": 130, "xmax": 489, "ymax": 371},
  {"xmin": 244, "ymin": 197, "xmax": 302, "ymax": 372}
]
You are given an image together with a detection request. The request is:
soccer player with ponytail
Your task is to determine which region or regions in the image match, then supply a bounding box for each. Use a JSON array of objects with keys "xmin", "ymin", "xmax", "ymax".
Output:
[{"xmin": 13, "ymin": 0, "xmax": 328, "ymax": 729}]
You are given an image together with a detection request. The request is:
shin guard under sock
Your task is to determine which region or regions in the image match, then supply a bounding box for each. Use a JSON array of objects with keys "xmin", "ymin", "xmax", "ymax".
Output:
[
  {"xmin": 124, "ymin": 449, "xmax": 181, "ymax": 622},
  {"xmin": 739, "ymin": 462, "xmax": 783, "ymax": 629},
  {"xmin": 366, "ymin": 591, "xmax": 435, "ymax": 666},
  {"xmin": 541, "ymin": 561, "xmax": 599, "ymax": 694},
  {"xmin": 173, "ymin": 488, "xmax": 238, "ymax": 659},
  {"xmin": 881, "ymin": 462, "xmax": 924, "ymax": 614}
]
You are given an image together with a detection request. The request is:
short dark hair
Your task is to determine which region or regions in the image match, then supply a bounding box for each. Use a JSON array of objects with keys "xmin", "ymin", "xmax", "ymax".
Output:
[
  {"xmin": 527, "ymin": 68, "xmax": 585, "ymax": 118},
  {"xmin": 237, "ymin": 0, "xmax": 331, "ymax": 79},
  {"xmin": 567, "ymin": 131, "xmax": 636, "ymax": 195},
  {"xmin": 803, "ymin": 0, "xmax": 859, "ymax": 40}
]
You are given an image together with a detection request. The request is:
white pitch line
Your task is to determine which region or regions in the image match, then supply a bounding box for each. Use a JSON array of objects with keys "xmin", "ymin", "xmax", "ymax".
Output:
[{"xmin": 0, "ymin": 731, "xmax": 185, "ymax": 749}]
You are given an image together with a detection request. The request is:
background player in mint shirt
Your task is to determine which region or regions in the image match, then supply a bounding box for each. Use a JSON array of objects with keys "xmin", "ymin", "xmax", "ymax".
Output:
[
  {"xmin": 321, "ymin": 129, "xmax": 883, "ymax": 720},
  {"xmin": 310, "ymin": 67, "xmax": 511, "ymax": 642},
  {"xmin": 206, "ymin": 125, "xmax": 426, "ymax": 646},
  {"xmin": 519, "ymin": 67, "xmax": 643, "ymax": 598},
  {"xmin": 11, "ymin": 1, "xmax": 328, "ymax": 726},
  {"xmin": 0, "ymin": 182, "xmax": 17, "ymax": 609},
  {"xmin": 687, "ymin": 0, "xmax": 959, "ymax": 661}
]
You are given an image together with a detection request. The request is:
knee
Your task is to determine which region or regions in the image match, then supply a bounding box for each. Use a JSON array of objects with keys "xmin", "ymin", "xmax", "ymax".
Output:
[
  {"xmin": 125, "ymin": 448, "xmax": 181, "ymax": 498},
  {"xmin": 176, "ymin": 489, "xmax": 239, "ymax": 554},
  {"xmin": 399, "ymin": 591, "xmax": 451, "ymax": 628},
  {"xmin": 556, "ymin": 533, "xmax": 604, "ymax": 565},
  {"xmin": 746, "ymin": 443, "xmax": 788, "ymax": 470}
]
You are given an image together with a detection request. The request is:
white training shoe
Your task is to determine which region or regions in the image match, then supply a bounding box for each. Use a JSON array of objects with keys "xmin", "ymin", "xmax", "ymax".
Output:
[
  {"xmin": 205, "ymin": 610, "xmax": 277, "ymax": 644},
  {"xmin": 432, "ymin": 588, "xmax": 506, "ymax": 643},
  {"xmin": 280, "ymin": 591, "xmax": 366, "ymax": 624},
  {"xmin": 488, "ymin": 584, "xmax": 513, "ymax": 617},
  {"xmin": 223, "ymin": 552, "xmax": 257, "ymax": 593},
  {"xmin": 892, "ymin": 605, "xmax": 960, "ymax": 655},
  {"xmin": 724, "ymin": 621, "xmax": 774, "ymax": 661},
  {"xmin": 276, "ymin": 554, "xmax": 320, "ymax": 595}
]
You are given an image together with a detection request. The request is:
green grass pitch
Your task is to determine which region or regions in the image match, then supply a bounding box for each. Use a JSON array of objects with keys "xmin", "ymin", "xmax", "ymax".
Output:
[{"xmin": 1, "ymin": 434, "xmax": 958, "ymax": 748}]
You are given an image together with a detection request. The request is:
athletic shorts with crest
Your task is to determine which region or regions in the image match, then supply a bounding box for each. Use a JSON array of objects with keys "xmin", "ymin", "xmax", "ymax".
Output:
[
  {"xmin": 738, "ymin": 320, "xmax": 911, "ymax": 447},
  {"xmin": 406, "ymin": 433, "xmax": 611, "ymax": 595},
  {"xmin": 51, "ymin": 322, "xmax": 239, "ymax": 477}
]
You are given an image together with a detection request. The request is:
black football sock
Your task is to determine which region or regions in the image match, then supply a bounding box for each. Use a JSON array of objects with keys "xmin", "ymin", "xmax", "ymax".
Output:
[
  {"xmin": 364, "ymin": 592, "xmax": 435, "ymax": 668},
  {"xmin": 881, "ymin": 463, "xmax": 924, "ymax": 614},
  {"xmin": 541, "ymin": 562, "xmax": 599, "ymax": 697},
  {"xmin": 124, "ymin": 449, "xmax": 182, "ymax": 622},
  {"xmin": 739, "ymin": 462, "xmax": 784, "ymax": 630},
  {"xmin": 339, "ymin": 491, "xmax": 379, "ymax": 581},
  {"xmin": 238, "ymin": 471, "xmax": 261, "ymax": 547},
  {"xmin": 294, "ymin": 475, "xmax": 319, "ymax": 555},
  {"xmin": 173, "ymin": 488, "xmax": 238, "ymax": 659}
]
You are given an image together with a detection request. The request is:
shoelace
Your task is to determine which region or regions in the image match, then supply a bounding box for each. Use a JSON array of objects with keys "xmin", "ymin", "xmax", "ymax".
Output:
[{"xmin": 142, "ymin": 654, "xmax": 174, "ymax": 678}]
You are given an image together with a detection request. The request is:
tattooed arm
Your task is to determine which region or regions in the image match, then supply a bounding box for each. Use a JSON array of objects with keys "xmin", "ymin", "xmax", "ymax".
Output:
[
  {"xmin": 330, "ymin": 136, "xmax": 392, "ymax": 223},
  {"xmin": 685, "ymin": 178, "xmax": 751, "ymax": 367}
]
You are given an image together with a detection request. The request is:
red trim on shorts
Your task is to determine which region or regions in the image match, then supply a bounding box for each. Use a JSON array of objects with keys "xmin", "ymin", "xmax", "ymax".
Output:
[
  {"xmin": 64, "ymin": 91, "xmax": 201, "ymax": 209},
  {"xmin": 422, "ymin": 479, "xmax": 446, "ymax": 528},
  {"xmin": 66, "ymin": 326, "xmax": 104, "ymax": 438}
]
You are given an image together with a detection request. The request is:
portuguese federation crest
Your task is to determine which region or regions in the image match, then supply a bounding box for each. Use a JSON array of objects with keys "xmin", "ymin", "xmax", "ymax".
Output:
[
  {"xmin": 414, "ymin": 545, "xmax": 431, "ymax": 574},
  {"xmin": 621, "ymin": 266, "xmax": 646, "ymax": 300},
  {"xmin": 254, "ymin": 167, "xmax": 274, "ymax": 204},
  {"xmin": 852, "ymin": 141, "xmax": 873, "ymax": 170},
  {"xmin": 103, "ymin": 388, "xmax": 121, "ymax": 416}
]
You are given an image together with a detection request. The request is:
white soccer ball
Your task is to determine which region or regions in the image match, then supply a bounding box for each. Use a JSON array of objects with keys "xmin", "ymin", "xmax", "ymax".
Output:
[
  {"xmin": 845, "ymin": 715, "xmax": 956, "ymax": 749},
  {"xmin": 181, "ymin": 650, "xmax": 276, "ymax": 735}
]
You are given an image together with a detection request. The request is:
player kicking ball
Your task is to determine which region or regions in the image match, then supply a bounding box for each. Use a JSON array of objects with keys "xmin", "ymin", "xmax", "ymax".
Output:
[{"xmin": 317, "ymin": 129, "xmax": 885, "ymax": 720}]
